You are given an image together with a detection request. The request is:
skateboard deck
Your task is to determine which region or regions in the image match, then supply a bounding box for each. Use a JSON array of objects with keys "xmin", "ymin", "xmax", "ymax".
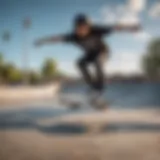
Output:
[{"xmin": 58, "ymin": 92, "xmax": 108, "ymax": 110}]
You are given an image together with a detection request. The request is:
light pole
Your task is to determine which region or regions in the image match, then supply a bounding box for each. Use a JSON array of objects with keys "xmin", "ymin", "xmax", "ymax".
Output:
[{"xmin": 23, "ymin": 17, "xmax": 31, "ymax": 85}]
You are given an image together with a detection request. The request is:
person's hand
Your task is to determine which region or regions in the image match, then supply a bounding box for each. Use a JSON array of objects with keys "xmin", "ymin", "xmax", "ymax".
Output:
[
  {"xmin": 115, "ymin": 23, "xmax": 142, "ymax": 32},
  {"xmin": 34, "ymin": 39, "xmax": 44, "ymax": 47},
  {"xmin": 129, "ymin": 24, "xmax": 142, "ymax": 32}
]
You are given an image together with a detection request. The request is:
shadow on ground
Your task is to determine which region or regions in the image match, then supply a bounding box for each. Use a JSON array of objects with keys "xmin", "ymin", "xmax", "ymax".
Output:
[
  {"xmin": 1, "ymin": 106, "xmax": 160, "ymax": 135},
  {"xmin": 1, "ymin": 117, "xmax": 160, "ymax": 135}
]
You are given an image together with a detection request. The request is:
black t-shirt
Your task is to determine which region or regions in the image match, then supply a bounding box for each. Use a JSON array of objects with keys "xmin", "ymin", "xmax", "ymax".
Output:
[{"xmin": 63, "ymin": 25, "xmax": 113, "ymax": 53}]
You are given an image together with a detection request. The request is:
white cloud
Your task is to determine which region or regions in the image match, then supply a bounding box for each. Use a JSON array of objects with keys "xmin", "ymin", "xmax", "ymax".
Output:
[
  {"xmin": 117, "ymin": 12, "xmax": 140, "ymax": 26},
  {"xmin": 99, "ymin": 0, "xmax": 151, "ymax": 42},
  {"xmin": 100, "ymin": 0, "xmax": 146, "ymax": 26},
  {"xmin": 106, "ymin": 51, "xmax": 144, "ymax": 75},
  {"xmin": 149, "ymin": 2, "xmax": 160, "ymax": 18},
  {"xmin": 133, "ymin": 31, "xmax": 152, "ymax": 42},
  {"xmin": 127, "ymin": 0, "xmax": 146, "ymax": 13}
]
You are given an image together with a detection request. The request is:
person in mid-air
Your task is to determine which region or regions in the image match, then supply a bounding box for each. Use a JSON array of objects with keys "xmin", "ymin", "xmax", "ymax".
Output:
[{"xmin": 35, "ymin": 14, "xmax": 140, "ymax": 103}]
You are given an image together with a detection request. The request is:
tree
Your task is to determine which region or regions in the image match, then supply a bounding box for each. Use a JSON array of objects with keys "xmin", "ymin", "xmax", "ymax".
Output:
[
  {"xmin": 0, "ymin": 54, "xmax": 4, "ymax": 70},
  {"xmin": 41, "ymin": 58, "xmax": 57, "ymax": 81},
  {"xmin": 143, "ymin": 38, "xmax": 160, "ymax": 80},
  {"xmin": 0, "ymin": 53, "xmax": 3, "ymax": 63},
  {"xmin": 28, "ymin": 71, "xmax": 41, "ymax": 85},
  {"xmin": 0, "ymin": 54, "xmax": 4, "ymax": 83},
  {"xmin": 2, "ymin": 64, "xmax": 22, "ymax": 84}
]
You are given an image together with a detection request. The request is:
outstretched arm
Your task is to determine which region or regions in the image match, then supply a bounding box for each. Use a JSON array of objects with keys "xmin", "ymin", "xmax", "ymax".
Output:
[
  {"xmin": 34, "ymin": 35, "xmax": 64, "ymax": 47},
  {"xmin": 95, "ymin": 23, "xmax": 141, "ymax": 36},
  {"xmin": 113, "ymin": 23, "xmax": 141, "ymax": 32}
]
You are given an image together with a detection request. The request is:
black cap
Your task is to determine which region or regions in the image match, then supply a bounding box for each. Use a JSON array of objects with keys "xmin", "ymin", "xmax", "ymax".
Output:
[{"xmin": 74, "ymin": 14, "xmax": 90, "ymax": 27}]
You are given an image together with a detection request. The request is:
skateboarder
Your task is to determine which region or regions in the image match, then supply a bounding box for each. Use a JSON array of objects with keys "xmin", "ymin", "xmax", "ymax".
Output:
[{"xmin": 35, "ymin": 14, "xmax": 140, "ymax": 102}]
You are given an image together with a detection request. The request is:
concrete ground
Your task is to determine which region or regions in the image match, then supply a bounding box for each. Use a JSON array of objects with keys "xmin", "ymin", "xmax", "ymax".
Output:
[
  {"xmin": 0, "ymin": 108, "xmax": 160, "ymax": 160},
  {"xmin": 1, "ymin": 131, "xmax": 160, "ymax": 160}
]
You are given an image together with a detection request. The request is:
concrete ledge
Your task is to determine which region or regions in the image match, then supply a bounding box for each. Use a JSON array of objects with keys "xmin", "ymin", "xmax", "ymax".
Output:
[{"xmin": 0, "ymin": 83, "xmax": 60, "ymax": 105}]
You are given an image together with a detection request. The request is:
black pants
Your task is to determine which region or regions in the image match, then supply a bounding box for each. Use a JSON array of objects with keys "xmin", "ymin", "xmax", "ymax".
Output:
[{"xmin": 77, "ymin": 52, "xmax": 106, "ymax": 93}]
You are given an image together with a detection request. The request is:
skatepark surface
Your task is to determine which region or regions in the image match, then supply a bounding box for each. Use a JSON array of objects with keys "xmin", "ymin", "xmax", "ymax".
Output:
[{"xmin": 0, "ymin": 102, "xmax": 160, "ymax": 160}]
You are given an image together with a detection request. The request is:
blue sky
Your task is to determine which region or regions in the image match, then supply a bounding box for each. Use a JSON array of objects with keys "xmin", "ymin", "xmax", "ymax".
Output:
[{"xmin": 0, "ymin": 0, "xmax": 160, "ymax": 76}]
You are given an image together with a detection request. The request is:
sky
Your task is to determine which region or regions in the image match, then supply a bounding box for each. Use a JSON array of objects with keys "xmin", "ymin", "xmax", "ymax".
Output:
[{"xmin": 0, "ymin": 0, "xmax": 160, "ymax": 76}]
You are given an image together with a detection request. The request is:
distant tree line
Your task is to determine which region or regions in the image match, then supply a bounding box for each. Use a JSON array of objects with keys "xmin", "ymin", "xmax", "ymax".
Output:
[
  {"xmin": 143, "ymin": 38, "xmax": 160, "ymax": 81},
  {"xmin": 0, "ymin": 54, "xmax": 63, "ymax": 85},
  {"xmin": 0, "ymin": 38, "xmax": 160, "ymax": 85}
]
